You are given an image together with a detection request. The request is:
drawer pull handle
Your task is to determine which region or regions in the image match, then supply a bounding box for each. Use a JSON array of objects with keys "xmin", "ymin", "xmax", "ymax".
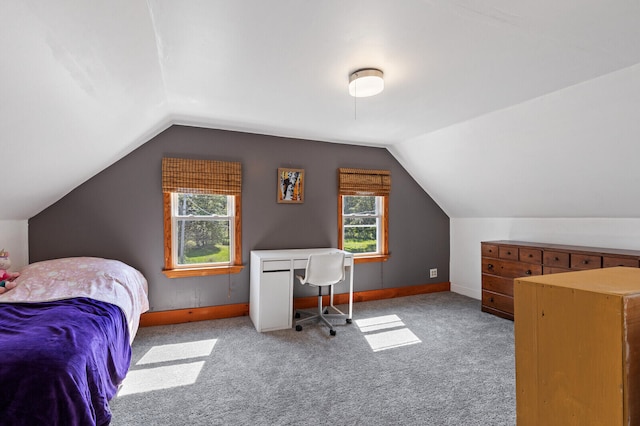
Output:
[
  {"xmin": 487, "ymin": 264, "xmax": 494, "ymax": 270},
  {"xmin": 528, "ymin": 254, "xmax": 533, "ymax": 258},
  {"xmin": 583, "ymin": 260, "xmax": 589, "ymax": 264},
  {"xmin": 554, "ymin": 257, "xmax": 559, "ymax": 261},
  {"xmin": 525, "ymin": 270, "xmax": 532, "ymax": 275},
  {"xmin": 489, "ymin": 297, "xmax": 494, "ymax": 303},
  {"xmin": 507, "ymin": 251, "xmax": 511, "ymax": 255}
]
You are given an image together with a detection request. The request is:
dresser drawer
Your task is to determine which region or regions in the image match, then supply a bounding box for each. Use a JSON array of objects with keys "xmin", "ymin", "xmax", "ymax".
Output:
[
  {"xmin": 499, "ymin": 246, "xmax": 519, "ymax": 260},
  {"xmin": 519, "ymin": 248, "xmax": 542, "ymax": 264},
  {"xmin": 482, "ymin": 290, "xmax": 513, "ymax": 315},
  {"xmin": 571, "ymin": 254, "xmax": 601, "ymax": 270},
  {"xmin": 483, "ymin": 258, "xmax": 542, "ymax": 279},
  {"xmin": 482, "ymin": 274, "xmax": 514, "ymax": 297},
  {"xmin": 543, "ymin": 251, "xmax": 570, "ymax": 268},
  {"xmin": 482, "ymin": 244, "xmax": 499, "ymax": 258},
  {"xmin": 602, "ymin": 256, "xmax": 639, "ymax": 268},
  {"xmin": 543, "ymin": 266, "xmax": 572, "ymax": 275}
]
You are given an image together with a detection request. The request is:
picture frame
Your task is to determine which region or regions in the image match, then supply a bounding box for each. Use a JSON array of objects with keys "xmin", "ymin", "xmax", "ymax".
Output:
[{"xmin": 277, "ymin": 168, "xmax": 304, "ymax": 203}]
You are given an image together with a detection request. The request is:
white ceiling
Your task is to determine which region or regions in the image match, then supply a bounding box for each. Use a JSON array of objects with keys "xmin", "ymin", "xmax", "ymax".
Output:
[{"xmin": 2, "ymin": 0, "xmax": 640, "ymax": 220}]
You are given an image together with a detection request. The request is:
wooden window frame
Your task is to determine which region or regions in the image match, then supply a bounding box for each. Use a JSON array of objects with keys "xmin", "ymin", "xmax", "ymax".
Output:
[
  {"xmin": 337, "ymin": 168, "xmax": 390, "ymax": 264},
  {"xmin": 161, "ymin": 158, "xmax": 243, "ymax": 278},
  {"xmin": 163, "ymin": 193, "xmax": 243, "ymax": 277}
]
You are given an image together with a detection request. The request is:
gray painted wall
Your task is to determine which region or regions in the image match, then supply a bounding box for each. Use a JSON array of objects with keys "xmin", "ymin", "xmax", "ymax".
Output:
[{"xmin": 29, "ymin": 126, "xmax": 449, "ymax": 312}]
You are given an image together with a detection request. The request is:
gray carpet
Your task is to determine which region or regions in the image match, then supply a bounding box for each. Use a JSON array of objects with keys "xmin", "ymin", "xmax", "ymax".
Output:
[{"xmin": 109, "ymin": 292, "xmax": 515, "ymax": 425}]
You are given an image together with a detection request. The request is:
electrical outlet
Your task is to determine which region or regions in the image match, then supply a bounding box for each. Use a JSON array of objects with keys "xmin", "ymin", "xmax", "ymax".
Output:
[{"xmin": 430, "ymin": 268, "xmax": 438, "ymax": 278}]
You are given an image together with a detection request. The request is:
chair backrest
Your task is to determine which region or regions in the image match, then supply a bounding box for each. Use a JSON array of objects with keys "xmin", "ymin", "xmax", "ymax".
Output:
[{"xmin": 299, "ymin": 252, "xmax": 345, "ymax": 286}]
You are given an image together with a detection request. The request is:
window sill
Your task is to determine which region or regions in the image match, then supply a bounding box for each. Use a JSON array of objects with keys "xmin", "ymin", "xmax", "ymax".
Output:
[
  {"xmin": 353, "ymin": 254, "xmax": 390, "ymax": 264},
  {"xmin": 162, "ymin": 265, "xmax": 244, "ymax": 278}
]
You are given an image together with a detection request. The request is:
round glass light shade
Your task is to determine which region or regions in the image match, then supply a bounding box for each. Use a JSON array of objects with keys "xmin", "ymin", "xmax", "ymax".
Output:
[{"xmin": 348, "ymin": 69, "xmax": 384, "ymax": 97}]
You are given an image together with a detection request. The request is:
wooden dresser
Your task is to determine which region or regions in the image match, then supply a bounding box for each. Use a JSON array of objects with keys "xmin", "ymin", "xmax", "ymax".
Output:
[{"xmin": 481, "ymin": 240, "xmax": 640, "ymax": 320}]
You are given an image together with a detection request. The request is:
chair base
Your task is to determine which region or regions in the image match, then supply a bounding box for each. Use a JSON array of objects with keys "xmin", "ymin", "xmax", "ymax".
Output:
[{"xmin": 294, "ymin": 294, "xmax": 349, "ymax": 336}]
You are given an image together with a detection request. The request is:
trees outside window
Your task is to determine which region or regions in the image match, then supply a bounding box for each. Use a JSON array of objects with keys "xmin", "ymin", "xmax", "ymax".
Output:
[
  {"xmin": 342, "ymin": 195, "xmax": 380, "ymax": 254},
  {"xmin": 339, "ymin": 195, "xmax": 388, "ymax": 262},
  {"xmin": 173, "ymin": 193, "xmax": 233, "ymax": 265}
]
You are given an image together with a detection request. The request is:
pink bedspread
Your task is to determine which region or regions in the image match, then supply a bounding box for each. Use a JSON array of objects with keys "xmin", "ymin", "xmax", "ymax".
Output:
[{"xmin": 0, "ymin": 257, "xmax": 149, "ymax": 341}]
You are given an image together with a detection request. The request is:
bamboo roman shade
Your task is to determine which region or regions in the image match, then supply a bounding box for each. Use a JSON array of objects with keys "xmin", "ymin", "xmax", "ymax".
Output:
[
  {"xmin": 162, "ymin": 157, "xmax": 242, "ymax": 196},
  {"xmin": 338, "ymin": 168, "xmax": 391, "ymax": 196}
]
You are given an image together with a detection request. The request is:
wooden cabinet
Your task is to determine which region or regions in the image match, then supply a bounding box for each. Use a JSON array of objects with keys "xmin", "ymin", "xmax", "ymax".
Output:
[
  {"xmin": 481, "ymin": 240, "xmax": 640, "ymax": 320},
  {"xmin": 514, "ymin": 268, "xmax": 640, "ymax": 425}
]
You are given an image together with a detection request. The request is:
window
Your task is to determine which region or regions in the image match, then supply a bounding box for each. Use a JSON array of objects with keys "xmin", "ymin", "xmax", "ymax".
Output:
[
  {"xmin": 171, "ymin": 193, "xmax": 234, "ymax": 266},
  {"xmin": 162, "ymin": 158, "xmax": 243, "ymax": 277},
  {"xmin": 338, "ymin": 168, "xmax": 390, "ymax": 263},
  {"xmin": 342, "ymin": 195, "xmax": 384, "ymax": 255}
]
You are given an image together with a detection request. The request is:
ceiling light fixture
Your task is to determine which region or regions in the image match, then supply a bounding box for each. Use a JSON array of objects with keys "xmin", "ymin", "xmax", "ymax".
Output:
[{"xmin": 349, "ymin": 68, "xmax": 384, "ymax": 97}]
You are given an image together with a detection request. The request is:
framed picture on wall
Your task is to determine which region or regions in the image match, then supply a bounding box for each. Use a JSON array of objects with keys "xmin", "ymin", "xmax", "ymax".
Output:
[{"xmin": 277, "ymin": 168, "xmax": 304, "ymax": 203}]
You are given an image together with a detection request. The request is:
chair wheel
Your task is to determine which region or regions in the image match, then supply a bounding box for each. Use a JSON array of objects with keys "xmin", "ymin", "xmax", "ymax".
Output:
[
  {"xmin": 346, "ymin": 318, "xmax": 352, "ymax": 324},
  {"xmin": 296, "ymin": 325, "xmax": 302, "ymax": 331},
  {"xmin": 330, "ymin": 329, "xmax": 336, "ymax": 336},
  {"xmin": 295, "ymin": 312, "xmax": 300, "ymax": 319}
]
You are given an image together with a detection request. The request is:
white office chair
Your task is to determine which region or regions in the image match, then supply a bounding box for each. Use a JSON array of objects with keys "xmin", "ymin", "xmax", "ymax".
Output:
[{"xmin": 294, "ymin": 252, "xmax": 349, "ymax": 336}]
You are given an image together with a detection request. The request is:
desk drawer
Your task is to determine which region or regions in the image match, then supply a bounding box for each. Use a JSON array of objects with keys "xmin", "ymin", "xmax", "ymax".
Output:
[{"xmin": 262, "ymin": 260, "xmax": 291, "ymax": 272}]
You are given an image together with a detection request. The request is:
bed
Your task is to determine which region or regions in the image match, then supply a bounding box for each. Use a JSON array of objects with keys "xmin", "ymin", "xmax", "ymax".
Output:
[{"xmin": 0, "ymin": 257, "xmax": 149, "ymax": 426}]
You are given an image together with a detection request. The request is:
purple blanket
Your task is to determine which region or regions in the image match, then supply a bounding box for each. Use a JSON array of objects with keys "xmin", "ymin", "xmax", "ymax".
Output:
[{"xmin": 0, "ymin": 298, "xmax": 131, "ymax": 426}]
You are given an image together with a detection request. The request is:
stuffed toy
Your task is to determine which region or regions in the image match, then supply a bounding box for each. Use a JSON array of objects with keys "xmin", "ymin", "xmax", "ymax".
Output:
[{"xmin": 0, "ymin": 250, "xmax": 20, "ymax": 294}]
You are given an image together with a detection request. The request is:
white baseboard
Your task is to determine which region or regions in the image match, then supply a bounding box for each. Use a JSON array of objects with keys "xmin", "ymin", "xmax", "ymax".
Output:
[{"xmin": 450, "ymin": 283, "xmax": 481, "ymax": 300}]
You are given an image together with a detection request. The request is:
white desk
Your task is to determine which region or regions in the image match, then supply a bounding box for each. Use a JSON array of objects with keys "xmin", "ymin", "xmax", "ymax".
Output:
[{"xmin": 249, "ymin": 248, "xmax": 354, "ymax": 332}]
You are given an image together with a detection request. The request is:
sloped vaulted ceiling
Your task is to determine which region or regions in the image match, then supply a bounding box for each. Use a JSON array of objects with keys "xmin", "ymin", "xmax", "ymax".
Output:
[{"xmin": 2, "ymin": 0, "xmax": 640, "ymax": 220}]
